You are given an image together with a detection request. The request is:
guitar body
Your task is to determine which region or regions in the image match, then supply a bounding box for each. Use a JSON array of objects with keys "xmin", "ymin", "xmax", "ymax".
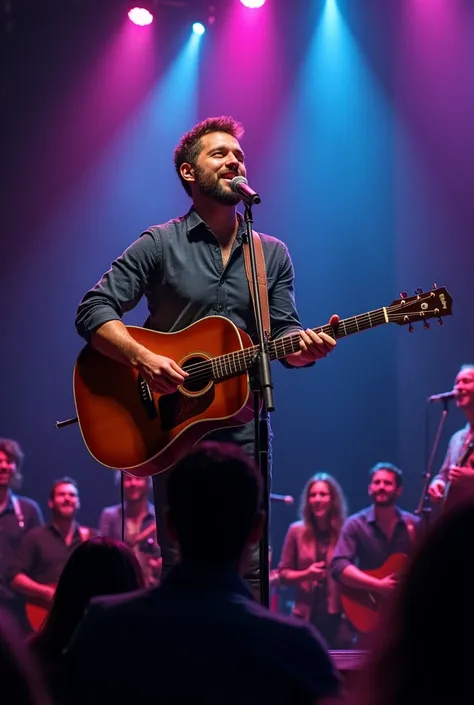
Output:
[
  {"xmin": 340, "ymin": 553, "xmax": 408, "ymax": 633},
  {"xmin": 25, "ymin": 586, "xmax": 55, "ymax": 632},
  {"xmin": 26, "ymin": 603, "xmax": 48, "ymax": 632},
  {"xmin": 73, "ymin": 316, "xmax": 255, "ymax": 476}
]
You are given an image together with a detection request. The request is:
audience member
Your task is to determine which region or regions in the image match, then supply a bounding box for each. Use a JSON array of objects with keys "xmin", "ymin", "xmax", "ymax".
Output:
[{"xmin": 65, "ymin": 442, "xmax": 341, "ymax": 705}]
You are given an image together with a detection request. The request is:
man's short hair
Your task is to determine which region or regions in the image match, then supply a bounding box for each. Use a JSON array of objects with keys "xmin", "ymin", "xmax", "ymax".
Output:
[
  {"xmin": 459, "ymin": 364, "xmax": 474, "ymax": 374},
  {"xmin": 0, "ymin": 438, "xmax": 24, "ymax": 488},
  {"xmin": 369, "ymin": 462, "xmax": 403, "ymax": 488},
  {"xmin": 173, "ymin": 116, "xmax": 244, "ymax": 196},
  {"xmin": 50, "ymin": 476, "xmax": 79, "ymax": 500},
  {"xmin": 166, "ymin": 441, "xmax": 262, "ymax": 563}
]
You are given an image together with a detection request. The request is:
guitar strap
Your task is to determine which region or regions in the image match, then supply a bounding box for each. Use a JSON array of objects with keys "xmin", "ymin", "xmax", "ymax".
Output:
[
  {"xmin": 10, "ymin": 493, "xmax": 25, "ymax": 530},
  {"xmin": 242, "ymin": 231, "xmax": 271, "ymax": 338}
]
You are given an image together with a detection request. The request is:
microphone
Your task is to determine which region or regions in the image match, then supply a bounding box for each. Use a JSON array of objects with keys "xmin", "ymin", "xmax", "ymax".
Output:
[
  {"xmin": 230, "ymin": 176, "xmax": 261, "ymax": 206},
  {"xmin": 427, "ymin": 390, "xmax": 458, "ymax": 403},
  {"xmin": 270, "ymin": 493, "xmax": 294, "ymax": 505}
]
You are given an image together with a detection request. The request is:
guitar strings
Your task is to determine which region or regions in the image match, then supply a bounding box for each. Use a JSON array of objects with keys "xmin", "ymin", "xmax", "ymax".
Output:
[{"xmin": 176, "ymin": 302, "xmax": 442, "ymax": 385}]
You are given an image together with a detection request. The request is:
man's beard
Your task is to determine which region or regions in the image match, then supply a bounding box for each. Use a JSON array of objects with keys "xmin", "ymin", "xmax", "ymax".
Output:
[
  {"xmin": 373, "ymin": 494, "xmax": 396, "ymax": 508},
  {"xmin": 194, "ymin": 166, "xmax": 241, "ymax": 206}
]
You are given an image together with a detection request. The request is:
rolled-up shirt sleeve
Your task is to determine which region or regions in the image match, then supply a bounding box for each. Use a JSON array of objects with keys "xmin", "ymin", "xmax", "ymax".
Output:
[
  {"xmin": 75, "ymin": 231, "xmax": 162, "ymax": 342},
  {"xmin": 330, "ymin": 518, "xmax": 359, "ymax": 582}
]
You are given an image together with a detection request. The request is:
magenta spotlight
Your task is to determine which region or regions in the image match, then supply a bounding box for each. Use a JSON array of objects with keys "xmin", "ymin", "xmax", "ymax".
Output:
[
  {"xmin": 128, "ymin": 7, "xmax": 153, "ymax": 26},
  {"xmin": 240, "ymin": 0, "xmax": 266, "ymax": 7}
]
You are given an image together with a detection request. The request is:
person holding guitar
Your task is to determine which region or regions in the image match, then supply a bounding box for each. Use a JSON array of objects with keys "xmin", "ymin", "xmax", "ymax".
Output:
[
  {"xmin": 9, "ymin": 477, "xmax": 95, "ymax": 630},
  {"xmin": 75, "ymin": 116, "xmax": 338, "ymax": 599},
  {"xmin": 428, "ymin": 364, "xmax": 474, "ymax": 510},
  {"xmin": 330, "ymin": 463, "xmax": 421, "ymax": 641},
  {"xmin": 99, "ymin": 474, "xmax": 162, "ymax": 587},
  {"xmin": 0, "ymin": 438, "xmax": 43, "ymax": 631},
  {"xmin": 278, "ymin": 472, "xmax": 351, "ymax": 648}
]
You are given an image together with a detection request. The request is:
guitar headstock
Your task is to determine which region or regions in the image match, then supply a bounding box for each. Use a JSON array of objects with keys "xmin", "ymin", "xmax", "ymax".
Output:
[{"xmin": 388, "ymin": 286, "xmax": 453, "ymax": 330}]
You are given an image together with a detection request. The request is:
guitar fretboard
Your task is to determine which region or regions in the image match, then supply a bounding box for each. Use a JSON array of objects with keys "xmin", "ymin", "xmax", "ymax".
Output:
[{"xmin": 186, "ymin": 307, "xmax": 389, "ymax": 384}]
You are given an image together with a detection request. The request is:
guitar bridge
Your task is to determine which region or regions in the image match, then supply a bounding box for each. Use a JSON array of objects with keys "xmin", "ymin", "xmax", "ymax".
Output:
[{"xmin": 138, "ymin": 376, "xmax": 157, "ymax": 419}]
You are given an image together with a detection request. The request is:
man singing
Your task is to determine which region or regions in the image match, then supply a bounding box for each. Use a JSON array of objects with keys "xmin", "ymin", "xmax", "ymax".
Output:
[
  {"xmin": 75, "ymin": 116, "xmax": 338, "ymax": 598},
  {"xmin": 428, "ymin": 364, "xmax": 474, "ymax": 508}
]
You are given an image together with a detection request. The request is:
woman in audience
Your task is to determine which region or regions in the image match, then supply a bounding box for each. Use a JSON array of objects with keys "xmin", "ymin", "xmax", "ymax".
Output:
[
  {"xmin": 351, "ymin": 501, "xmax": 474, "ymax": 705},
  {"xmin": 278, "ymin": 472, "xmax": 350, "ymax": 648},
  {"xmin": 29, "ymin": 537, "xmax": 144, "ymax": 699},
  {"xmin": 1, "ymin": 607, "xmax": 52, "ymax": 705}
]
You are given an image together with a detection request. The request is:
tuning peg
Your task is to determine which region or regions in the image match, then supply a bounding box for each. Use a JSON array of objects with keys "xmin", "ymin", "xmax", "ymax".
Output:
[
  {"xmin": 437, "ymin": 317, "xmax": 443, "ymax": 326},
  {"xmin": 423, "ymin": 321, "xmax": 430, "ymax": 330},
  {"xmin": 408, "ymin": 323, "xmax": 414, "ymax": 333},
  {"xmin": 399, "ymin": 291, "xmax": 407, "ymax": 300},
  {"xmin": 433, "ymin": 283, "xmax": 437, "ymax": 289},
  {"xmin": 416, "ymin": 287, "xmax": 423, "ymax": 295}
]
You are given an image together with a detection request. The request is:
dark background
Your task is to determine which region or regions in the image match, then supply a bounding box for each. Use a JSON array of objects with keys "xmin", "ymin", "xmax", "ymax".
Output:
[{"xmin": 1, "ymin": 0, "xmax": 472, "ymax": 559}]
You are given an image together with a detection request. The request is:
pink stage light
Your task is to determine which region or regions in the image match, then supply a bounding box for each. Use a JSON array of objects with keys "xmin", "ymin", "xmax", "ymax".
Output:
[
  {"xmin": 128, "ymin": 7, "xmax": 154, "ymax": 26},
  {"xmin": 240, "ymin": 0, "xmax": 266, "ymax": 7}
]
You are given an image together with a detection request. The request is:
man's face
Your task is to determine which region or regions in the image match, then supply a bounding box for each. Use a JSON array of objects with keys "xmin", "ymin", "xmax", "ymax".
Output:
[
  {"xmin": 308, "ymin": 481, "xmax": 332, "ymax": 520},
  {"xmin": 0, "ymin": 450, "xmax": 16, "ymax": 489},
  {"xmin": 191, "ymin": 131, "xmax": 247, "ymax": 205},
  {"xmin": 123, "ymin": 475, "xmax": 149, "ymax": 502},
  {"xmin": 368, "ymin": 470, "xmax": 401, "ymax": 507},
  {"xmin": 454, "ymin": 368, "xmax": 474, "ymax": 413},
  {"xmin": 49, "ymin": 482, "xmax": 80, "ymax": 519}
]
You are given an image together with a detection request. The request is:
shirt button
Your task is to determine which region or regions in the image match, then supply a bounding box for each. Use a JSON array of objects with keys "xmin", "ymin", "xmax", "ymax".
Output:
[{"xmin": 215, "ymin": 304, "xmax": 223, "ymax": 312}]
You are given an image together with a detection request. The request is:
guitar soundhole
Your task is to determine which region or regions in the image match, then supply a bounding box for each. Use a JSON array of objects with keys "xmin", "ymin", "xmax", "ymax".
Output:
[{"xmin": 181, "ymin": 356, "xmax": 213, "ymax": 393}]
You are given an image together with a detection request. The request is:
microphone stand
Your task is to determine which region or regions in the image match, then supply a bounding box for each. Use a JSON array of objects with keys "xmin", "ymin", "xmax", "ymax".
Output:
[
  {"xmin": 242, "ymin": 201, "xmax": 274, "ymax": 608},
  {"xmin": 415, "ymin": 398, "xmax": 451, "ymax": 523}
]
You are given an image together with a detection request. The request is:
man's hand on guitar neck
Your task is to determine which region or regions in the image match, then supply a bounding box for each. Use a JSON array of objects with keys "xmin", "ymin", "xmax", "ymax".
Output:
[{"xmin": 285, "ymin": 315, "xmax": 339, "ymax": 367}]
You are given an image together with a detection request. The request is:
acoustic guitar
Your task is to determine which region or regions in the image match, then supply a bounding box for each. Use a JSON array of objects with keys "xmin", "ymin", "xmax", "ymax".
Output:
[
  {"xmin": 25, "ymin": 586, "xmax": 56, "ymax": 632},
  {"xmin": 340, "ymin": 553, "xmax": 408, "ymax": 633},
  {"xmin": 72, "ymin": 287, "xmax": 452, "ymax": 476},
  {"xmin": 443, "ymin": 439, "xmax": 474, "ymax": 513}
]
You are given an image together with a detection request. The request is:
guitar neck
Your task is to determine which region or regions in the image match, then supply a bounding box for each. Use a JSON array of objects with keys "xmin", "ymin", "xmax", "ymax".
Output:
[
  {"xmin": 208, "ymin": 307, "xmax": 389, "ymax": 381},
  {"xmin": 269, "ymin": 307, "xmax": 389, "ymax": 362}
]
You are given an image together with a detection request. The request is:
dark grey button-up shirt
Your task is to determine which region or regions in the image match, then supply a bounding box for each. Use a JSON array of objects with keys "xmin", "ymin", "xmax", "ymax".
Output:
[
  {"xmin": 75, "ymin": 208, "xmax": 304, "ymax": 347},
  {"xmin": 75, "ymin": 208, "xmax": 309, "ymax": 450},
  {"xmin": 331, "ymin": 505, "xmax": 421, "ymax": 581}
]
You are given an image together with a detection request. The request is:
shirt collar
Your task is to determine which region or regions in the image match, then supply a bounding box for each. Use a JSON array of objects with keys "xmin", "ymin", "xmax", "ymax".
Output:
[
  {"xmin": 365, "ymin": 504, "xmax": 404, "ymax": 525},
  {"xmin": 48, "ymin": 522, "xmax": 80, "ymax": 539},
  {"xmin": 186, "ymin": 207, "xmax": 246, "ymax": 244}
]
